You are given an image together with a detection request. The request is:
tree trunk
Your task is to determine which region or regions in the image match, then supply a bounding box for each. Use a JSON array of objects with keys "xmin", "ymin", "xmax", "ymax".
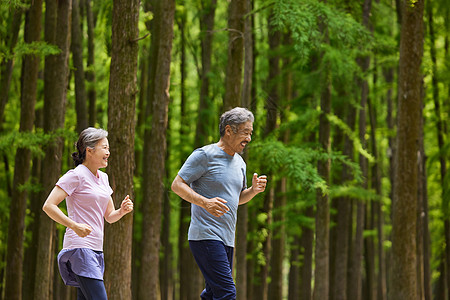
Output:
[
  {"xmin": 85, "ymin": 0, "xmax": 97, "ymax": 126},
  {"xmin": 300, "ymin": 205, "xmax": 314, "ymax": 300},
  {"xmin": 72, "ymin": 0, "xmax": 88, "ymax": 133},
  {"xmin": 34, "ymin": 1, "xmax": 71, "ymax": 299},
  {"xmin": 138, "ymin": 0, "xmax": 174, "ymax": 299},
  {"xmin": 4, "ymin": 1, "xmax": 42, "ymax": 299},
  {"xmin": 368, "ymin": 67, "xmax": 387, "ymax": 300},
  {"xmin": 223, "ymin": 0, "xmax": 245, "ymax": 110},
  {"xmin": 389, "ymin": 0, "xmax": 424, "ymax": 299},
  {"xmin": 253, "ymin": 10, "xmax": 280, "ymax": 300},
  {"xmin": 428, "ymin": 3, "xmax": 450, "ymax": 300},
  {"xmin": 0, "ymin": 8, "xmax": 22, "ymax": 125},
  {"xmin": 195, "ymin": 0, "xmax": 217, "ymax": 147},
  {"xmin": 236, "ymin": 0, "xmax": 253, "ymax": 298},
  {"xmin": 22, "ymin": 109, "xmax": 43, "ymax": 300},
  {"xmin": 103, "ymin": 0, "xmax": 139, "ymax": 299}
]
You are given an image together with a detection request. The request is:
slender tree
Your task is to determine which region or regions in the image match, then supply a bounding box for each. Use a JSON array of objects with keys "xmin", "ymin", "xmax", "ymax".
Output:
[
  {"xmin": 4, "ymin": 1, "xmax": 42, "ymax": 298},
  {"xmin": 85, "ymin": 0, "xmax": 97, "ymax": 126},
  {"xmin": 223, "ymin": 0, "xmax": 245, "ymax": 110},
  {"xmin": 0, "ymin": 8, "xmax": 22, "ymax": 125},
  {"xmin": 390, "ymin": 0, "xmax": 424, "ymax": 299},
  {"xmin": 72, "ymin": 0, "xmax": 88, "ymax": 133},
  {"xmin": 139, "ymin": 0, "xmax": 175, "ymax": 299},
  {"xmin": 34, "ymin": 0, "xmax": 72, "ymax": 299},
  {"xmin": 103, "ymin": 0, "xmax": 139, "ymax": 299}
]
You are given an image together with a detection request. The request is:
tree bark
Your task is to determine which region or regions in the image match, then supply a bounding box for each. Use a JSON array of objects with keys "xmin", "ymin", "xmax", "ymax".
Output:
[
  {"xmin": 195, "ymin": 0, "xmax": 217, "ymax": 148},
  {"xmin": 389, "ymin": 0, "xmax": 424, "ymax": 299},
  {"xmin": 138, "ymin": 0, "xmax": 174, "ymax": 299},
  {"xmin": 0, "ymin": 9, "xmax": 22, "ymax": 125},
  {"xmin": 85, "ymin": 0, "xmax": 97, "ymax": 126},
  {"xmin": 223, "ymin": 0, "xmax": 245, "ymax": 110},
  {"xmin": 236, "ymin": 0, "xmax": 252, "ymax": 298},
  {"xmin": 103, "ymin": 0, "xmax": 139, "ymax": 299},
  {"xmin": 72, "ymin": 0, "xmax": 88, "ymax": 133},
  {"xmin": 34, "ymin": 1, "xmax": 71, "ymax": 299},
  {"xmin": 4, "ymin": 1, "xmax": 42, "ymax": 299}
]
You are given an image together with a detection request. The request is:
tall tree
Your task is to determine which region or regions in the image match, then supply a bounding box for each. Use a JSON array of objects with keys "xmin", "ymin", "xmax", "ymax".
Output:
[
  {"xmin": 0, "ymin": 8, "xmax": 22, "ymax": 125},
  {"xmin": 4, "ymin": 0, "xmax": 42, "ymax": 298},
  {"xmin": 34, "ymin": 0, "xmax": 72, "ymax": 299},
  {"xmin": 103, "ymin": 0, "xmax": 139, "ymax": 299},
  {"xmin": 313, "ymin": 16, "xmax": 331, "ymax": 300},
  {"xmin": 236, "ymin": 0, "xmax": 253, "ymax": 298},
  {"xmin": 223, "ymin": 0, "xmax": 245, "ymax": 110},
  {"xmin": 389, "ymin": 0, "xmax": 424, "ymax": 299},
  {"xmin": 72, "ymin": 0, "xmax": 88, "ymax": 133},
  {"xmin": 85, "ymin": 0, "xmax": 97, "ymax": 126},
  {"xmin": 138, "ymin": 0, "xmax": 175, "ymax": 299}
]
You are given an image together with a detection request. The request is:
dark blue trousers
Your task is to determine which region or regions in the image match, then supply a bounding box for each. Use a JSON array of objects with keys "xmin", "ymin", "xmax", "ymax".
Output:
[
  {"xmin": 189, "ymin": 240, "xmax": 236, "ymax": 300},
  {"xmin": 75, "ymin": 274, "xmax": 108, "ymax": 300}
]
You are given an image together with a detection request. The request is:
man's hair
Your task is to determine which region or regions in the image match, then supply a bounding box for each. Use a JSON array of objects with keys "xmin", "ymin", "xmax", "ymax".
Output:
[{"xmin": 219, "ymin": 107, "xmax": 254, "ymax": 137}]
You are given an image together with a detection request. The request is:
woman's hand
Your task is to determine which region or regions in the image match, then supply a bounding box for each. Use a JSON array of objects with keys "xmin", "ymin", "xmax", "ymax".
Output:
[
  {"xmin": 120, "ymin": 195, "xmax": 134, "ymax": 216},
  {"xmin": 72, "ymin": 223, "xmax": 92, "ymax": 237}
]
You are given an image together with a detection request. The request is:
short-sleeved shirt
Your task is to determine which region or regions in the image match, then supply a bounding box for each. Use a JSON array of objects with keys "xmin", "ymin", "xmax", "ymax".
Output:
[
  {"xmin": 178, "ymin": 143, "xmax": 247, "ymax": 247},
  {"xmin": 56, "ymin": 164, "xmax": 113, "ymax": 251}
]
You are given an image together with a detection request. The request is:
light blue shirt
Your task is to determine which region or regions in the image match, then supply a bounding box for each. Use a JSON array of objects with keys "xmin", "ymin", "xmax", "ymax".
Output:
[{"xmin": 178, "ymin": 143, "xmax": 247, "ymax": 247}]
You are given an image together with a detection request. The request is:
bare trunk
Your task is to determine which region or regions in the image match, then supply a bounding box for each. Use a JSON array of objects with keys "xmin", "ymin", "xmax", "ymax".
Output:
[
  {"xmin": 389, "ymin": 0, "xmax": 424, "ymax": 298},
  {"xmin": 4, "ymin": 1, "xmax": 42, "ymax": 299},
  {"xmin": 223, "ymin": 0, "xmax": 245, "ymax": 110},
  {"xmin": 34, "ymin": 1, "xmax": 71, "ymax": 298},
  {"xmin": 104, "ymin": 0, "xmax": 139, "ymax": 299},
  {"xmin": 0, "ymin": 9, "xmax": 22, "ymax": 124},
  {"xmin": 85, "ymin": 0, "xmax": 97, "ymax": 126},
  {"xmin": 72, "ymin": 0, "xmax": 88, "ymax": 133},
  {"xmin": 138, "ymin": 1, "xmax": 174, "ymax": 299}
]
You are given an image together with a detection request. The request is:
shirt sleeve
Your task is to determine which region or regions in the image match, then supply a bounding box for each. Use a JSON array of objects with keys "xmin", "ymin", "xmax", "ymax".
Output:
[
  {"xmin": 56, "ymin": 169, "xmax": 80, "ymax": 196},
  {"xmin": 102, "ymin": 172, "xmax": 114, "ymax": 195},
  {"xmin": 178, "ymin": 149, "xmax": 208, "ymax": 185}
]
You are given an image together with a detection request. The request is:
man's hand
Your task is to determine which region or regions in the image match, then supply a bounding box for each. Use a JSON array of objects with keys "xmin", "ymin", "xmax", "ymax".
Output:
[
  {"xmin": 204, "ymin": 197, "xmax": 229, "ymax": 217},
  {"xmin": 252, "ymin": 173, "xmax": 267, "ymax": 195}
]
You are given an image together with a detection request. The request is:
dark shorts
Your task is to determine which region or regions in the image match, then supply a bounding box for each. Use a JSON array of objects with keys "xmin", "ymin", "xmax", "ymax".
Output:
[{"xmin": 189, "ymin": 240, "xmax": 236, "ymax": 300}]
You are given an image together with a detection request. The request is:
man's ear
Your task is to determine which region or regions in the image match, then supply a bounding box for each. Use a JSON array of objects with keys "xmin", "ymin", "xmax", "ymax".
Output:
[{"xmin": 224, "ymin": 125, "xmax": 232, "ymax": 136}]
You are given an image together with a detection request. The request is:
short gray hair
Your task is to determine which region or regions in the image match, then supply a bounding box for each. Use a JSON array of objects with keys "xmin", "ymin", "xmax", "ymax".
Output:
[
  {"xmin": 219, "ymin": 107, "xmax": 254, "ymax": 137},
  {"xmin": 72, "ymin": 127, "xmax": 108, "ymax": 166}
]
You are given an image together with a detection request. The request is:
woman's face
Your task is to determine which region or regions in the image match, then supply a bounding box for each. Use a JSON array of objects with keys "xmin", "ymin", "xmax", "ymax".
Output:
[{"xmin": 86, "ymin": 138, "xmax": 110, "ymax": 169}]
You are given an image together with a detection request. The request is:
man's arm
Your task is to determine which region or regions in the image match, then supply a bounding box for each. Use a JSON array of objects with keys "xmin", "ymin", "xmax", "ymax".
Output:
[
  {"xmin": 239, "ymin": 173, "xmax": 267, "ymax": 205},
  {"xmin": 171, "ymin": 174, "xmax": 230, "ymax": 218}
]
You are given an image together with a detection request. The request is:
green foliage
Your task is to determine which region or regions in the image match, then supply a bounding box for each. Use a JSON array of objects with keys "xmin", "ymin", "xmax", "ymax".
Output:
[
  {"xmin": 0, "ymin": 0, "xmax": 28, "ymax": 9},
  {"xmin": 8, "ymin": 41, "xmax": 60, "ymax": 60},
  {"xmin": 270, "ymin": 0, "xmax": 372, "ymax": 64},
  {"xmin": 0, "ymin": 128, "xmax": 78, "ymax": 157}
]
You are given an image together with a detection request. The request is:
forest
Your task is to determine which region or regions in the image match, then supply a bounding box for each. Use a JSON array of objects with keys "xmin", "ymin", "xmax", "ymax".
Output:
[{"xmin": 0, "ymin": 0, "xmax": 448, "ymax": 299}]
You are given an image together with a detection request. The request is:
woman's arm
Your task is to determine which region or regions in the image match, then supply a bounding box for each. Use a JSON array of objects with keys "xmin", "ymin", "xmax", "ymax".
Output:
[
  {"xmin": 104, "ymin": 195, "xmax": 134, "ymax": 224},
  {"xmin": 42, "ymin": 186, "xmax": 92, "ymax": 237}
]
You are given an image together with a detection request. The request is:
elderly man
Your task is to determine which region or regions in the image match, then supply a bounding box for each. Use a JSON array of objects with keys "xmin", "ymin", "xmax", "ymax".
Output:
[{"xmin": 171, "ymin": 107, "xmax": 267, "ymax": 300}]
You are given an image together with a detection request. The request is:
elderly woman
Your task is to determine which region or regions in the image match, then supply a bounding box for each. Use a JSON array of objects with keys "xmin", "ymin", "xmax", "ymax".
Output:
[
  {"xmin": 43, "ymin": 127, "xmax": 133, "ymax": 300},
  {"xmin": 172, "ymin": 107, "xmax": 267, "ymax": 300}
]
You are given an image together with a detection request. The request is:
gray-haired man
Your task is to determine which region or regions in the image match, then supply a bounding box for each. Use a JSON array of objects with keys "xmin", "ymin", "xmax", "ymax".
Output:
[{"xmin": 171, "ymin": 107, "xmax": 267, "ymax": 299}]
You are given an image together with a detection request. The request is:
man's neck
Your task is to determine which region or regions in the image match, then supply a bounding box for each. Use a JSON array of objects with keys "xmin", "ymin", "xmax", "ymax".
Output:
[{"xmin": 217, "ymin": 139, "xmax": 235, "ymax": 156}]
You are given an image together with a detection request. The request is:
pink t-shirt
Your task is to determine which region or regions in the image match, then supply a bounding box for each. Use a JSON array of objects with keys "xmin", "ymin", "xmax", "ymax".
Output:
[{"xmin": 56, "ymin": 164, "xmax": 113, "ymax": 251}]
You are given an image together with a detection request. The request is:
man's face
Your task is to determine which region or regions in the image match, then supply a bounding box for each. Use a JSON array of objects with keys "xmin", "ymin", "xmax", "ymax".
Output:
[{"xmin": 228, "ymin": 121, "xmax": 253, "ymax": 154}]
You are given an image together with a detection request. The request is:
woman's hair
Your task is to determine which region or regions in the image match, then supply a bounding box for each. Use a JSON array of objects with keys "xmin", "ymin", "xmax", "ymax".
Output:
[
  {"xmin": 219, "ymin": 107, "xmax": 254, "ymax": 137},
  {"xmin": 72, "ymin": 127, "xmax": 108, "ymax": 166}
]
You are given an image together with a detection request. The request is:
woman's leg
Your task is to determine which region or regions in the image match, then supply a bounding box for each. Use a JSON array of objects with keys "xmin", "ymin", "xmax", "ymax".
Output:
[{"xmin": 75, "ymin": 274, "xmax": 108, "ymax": 300}]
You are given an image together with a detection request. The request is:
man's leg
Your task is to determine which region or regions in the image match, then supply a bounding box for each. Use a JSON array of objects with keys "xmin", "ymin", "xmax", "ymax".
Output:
[
  {"xmin": 189, "ymin": 240, "xmax": 236, "ymax": 300},
  {"xmin": 75, "ymin": 274, "xmax": 108, "ymax": 300}
]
